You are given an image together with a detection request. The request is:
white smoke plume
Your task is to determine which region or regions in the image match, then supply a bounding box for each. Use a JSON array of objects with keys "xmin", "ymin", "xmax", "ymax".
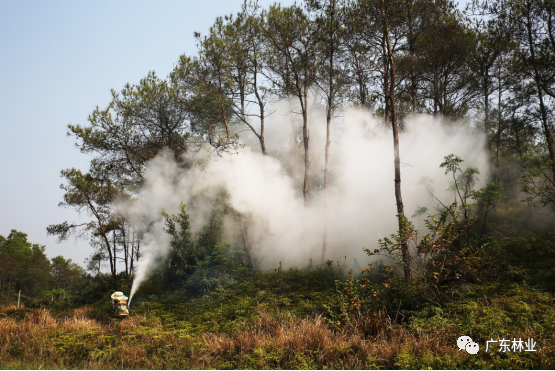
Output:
[{"xmin": 117, "ymin": 102, "xmax": 489, "ymax": 304}]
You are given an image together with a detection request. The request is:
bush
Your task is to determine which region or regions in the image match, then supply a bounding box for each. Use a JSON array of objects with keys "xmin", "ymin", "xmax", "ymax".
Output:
[{"xmin": 162, "ymin": 202, "xmax": 251, "ymax": 296}]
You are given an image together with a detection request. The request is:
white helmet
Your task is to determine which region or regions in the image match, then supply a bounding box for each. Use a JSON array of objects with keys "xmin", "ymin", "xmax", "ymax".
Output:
[{"xmin": 111, "ymin": 291, "xmax": 124, "ymax": 300}]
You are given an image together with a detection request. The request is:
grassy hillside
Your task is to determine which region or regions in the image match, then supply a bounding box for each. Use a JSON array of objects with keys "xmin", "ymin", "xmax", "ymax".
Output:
[{"xmin": 1, "ymin": 261, "xmax": 555, "ymax": 370}]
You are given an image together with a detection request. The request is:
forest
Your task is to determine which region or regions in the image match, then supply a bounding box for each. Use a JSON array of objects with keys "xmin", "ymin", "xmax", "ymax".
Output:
[{"xmin": 1, "ymin": 0, "xmax": 555, "ymax": 368}]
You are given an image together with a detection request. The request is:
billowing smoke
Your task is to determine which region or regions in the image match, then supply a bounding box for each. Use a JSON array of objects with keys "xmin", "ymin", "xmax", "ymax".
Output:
[
  {"xmin": 118, "ymin": 101, "xmax": 488, "ymax": 304},
  {"xmin": 114, "ymin": 152, "xmax": 182, "ymax": 305}
]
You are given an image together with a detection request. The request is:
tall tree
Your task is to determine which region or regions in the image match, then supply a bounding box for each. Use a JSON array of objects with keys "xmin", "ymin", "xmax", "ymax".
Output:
[
  {"xmin": 230, "ymin": 3, "xmax": 273, "ymax": 156},
  {"xmin": 380, "ymin": 0, "xmax": 411, "ymax": 281},
  {"xmin": 47, "ymin": 168, "xmax": 121, "ymax": 289},
  {"xmin": 263, "ymin": 4, "xmax": 319, "ymax": 205},
  {"xmin": 476, "ymin": 0, "xmax": 555, "ymax": 205},
  {"xmin": 58, "ymin": 71, "xmax": 206, "ymax": 283},
  {"xmin": 309, "ymin": 0, "xmax": 349, "ymax": 263},
  {"xmin": 69, "ymin": 72, "xmax": 193, "ymax": 187},
  {"xmin": 515, "ymin": 0, "xmax": 555, "ymax": 179}
]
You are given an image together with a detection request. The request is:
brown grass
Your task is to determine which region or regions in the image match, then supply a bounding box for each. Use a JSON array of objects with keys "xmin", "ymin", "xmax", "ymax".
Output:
[
  {"xmin": 2, "ymin": 306, "xmax": 544, "ymax": 369},
  {"xmin": 197, "ymin": 310, "xmax": 466, "ymax": 369}
]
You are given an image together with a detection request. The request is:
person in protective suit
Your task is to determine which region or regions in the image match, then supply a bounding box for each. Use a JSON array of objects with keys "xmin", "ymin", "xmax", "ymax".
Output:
[{"xmin": 111, "ymin": 291, "xmax": 129, "ymax": 317}]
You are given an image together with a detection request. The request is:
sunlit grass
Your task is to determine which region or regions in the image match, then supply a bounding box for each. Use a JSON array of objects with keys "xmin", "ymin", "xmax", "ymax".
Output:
[{"xmin": 1, "ymin": 275, "xmax": 554, "ymax": 369}]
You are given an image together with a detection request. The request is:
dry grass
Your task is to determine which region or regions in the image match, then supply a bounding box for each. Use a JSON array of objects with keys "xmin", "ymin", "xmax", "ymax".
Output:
[
  {"xmin": 198, "ymin": 310, "xmax": 468, "ymax": 369},
  {"xmin": 0, "ymin": 306, "xmax": 441, "ymax": 369},
  {"xmin": 0, "ymin": 305, "xmax": 550, "ymax": 369},
  {"xmin": 0, "ymin": 306, "xmax": 195, "ymax": 369}
]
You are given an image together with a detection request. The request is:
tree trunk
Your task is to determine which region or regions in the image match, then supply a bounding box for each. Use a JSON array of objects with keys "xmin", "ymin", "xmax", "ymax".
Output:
[
  {"xmin": 259, "ymin": 117, "xmax": 267, "ymax": 155},
  {"xmin": 382, "ymin": 0, "xmax": 410, "ymax": 281},
  {"xmin": 88, "ymin": 199, "xmax": 117, "ymax": 289},
  {"xmin": 235, "ymin": 98, "xmax": 255, "ymax": 270},
  {"xmin": 322, "ymin": 123, "xmax": 330, "ymax": 264},
  {"xmin": 113, "ymin": 229, "xmax": 118, "ymax": 289},
  {"xmin": 252, "ymin": 67, "xmax": 268, "ymax": 155},
  {"xmin": 495, "ymin": 70, "xmax": 502, "ymax": 185},
  {"xmin": 302, "ymin": 89, "xmax": 310, "ymax": 207},
  {"xmin": 218, "ymin": 72, "xmax": 232, "ymax": 140},
  {"xmin": 484, "ymin": 77, "xmax": 489, "ymax": 146},
  {"xmin": 239, "ymin": 215, "xmax": 254, "ymax": 270},
  {"xmin": 322, "ymin": 0, "xmax": 336, "ymax": 265},
  {"xmin": 407, "ymin": 0, "xmax": 417, "ymax": 113},
  {"xmin": 129, "ymin": 225, "xmax": 135, "ymax": 275},
  {"xmin": 322, "ymin": 102, "xmax": 332, "ymax": 265},
  {"xmin": 382, "ymin": 33, "xmax": 390, "ymax": 124},
  {"xmin": 121, "ymin": 221, "xmax": 129, "ymax": 277}
]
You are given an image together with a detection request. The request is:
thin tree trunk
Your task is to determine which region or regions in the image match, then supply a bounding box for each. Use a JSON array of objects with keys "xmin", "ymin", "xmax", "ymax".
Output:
[
  {"xmin": 236, "ymin": 102, "xmax": 255, "ymax": 270},
  {"xmin": 113, "ymin": 229, "xmax": 117, "ymax": 288},
  {"xmin": 87, "ymin": 198, "xmax": 117, "ymax": 289},
  {"xmin": 382, "ymin": 0, "xmax": 410, "ymax": 281},
  {"xmin": 496, "ymin": 70, "xmax": 502, "ymax": 185},
  {"xmin": 129, "ymin": 225, "xmax": 135, "ymax": 275},
  {"xmin": 219, "ymin": 72, "xmax": 232, "ymax": 140},
  {"xmin": 252, "ymin": 65, "xmax": 268, "ymax": 155},
  {"xmin": 285, "ymin": 65, "xmax": 299, "ymax": 167},
  {"xmin": 407, "ymin": 0, "xmax": 417, "ymax": 113},
  {"xmin": 302, "ymin": 89, "xmax": 310, "ymax": 207},
  {"xmin": 239, "ymin": 216, "xmax": 254, "ymax": 270},
  {"xmin": 322, "ymin": 0, "xmax": 336, "ymax": 265},
  {"xmin": 433, "ymin": 75, "xmax": 438, "ymax": 115},
  {"xmin": 259, "ymin": 116, "xmax": 267, "ymax": 155},
  {"xmin": 322, "ymin": 107, "xmax": 332, "ymax": 265},
  {"xmin": 322, "ymin": 132, "xmax": 330, "ymax": 265},
  {"xmin": 121, "ymin": 221, "xmax": 129, "ymax": 277},
  {"xmin": 382, "ymin": 33, "xmax": 390, "ymax": 124},
  {"xmin": 103, "ymin": 233, "xmax": 115, "ymax": 288},
  {"xmin": 496, "ymin": 137, "xmax": 501, "ymax": 184},
  {"xmin": 484, "ymin": 77, "xmax": 490, "ymax": 146}
]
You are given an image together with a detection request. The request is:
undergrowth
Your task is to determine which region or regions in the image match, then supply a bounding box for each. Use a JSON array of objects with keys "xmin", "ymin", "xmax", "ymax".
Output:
[
  {"xmin": 1, "ymin": 260, "xmax": 554, "ymax": 369},
  {"xmin": 2, "ymin": 210, "xmax": 555, "ymax": 370}
]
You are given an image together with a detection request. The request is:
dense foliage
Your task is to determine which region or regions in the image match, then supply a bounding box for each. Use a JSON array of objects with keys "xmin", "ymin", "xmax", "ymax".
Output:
[
  {"xmin": 161, "ymin": 202, "xmax": 251, "ymax": 295},
  {"xmin": 0, "ymin": 230, "xmax": 84, "ymax": 306}
]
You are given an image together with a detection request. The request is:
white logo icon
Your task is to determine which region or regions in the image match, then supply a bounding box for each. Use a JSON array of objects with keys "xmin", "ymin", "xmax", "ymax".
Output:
[
  {"xmin": 457, "ymin": 336, "xmax": 479, "ymax": 354},
  {"xmin": 465, "ymin": 341, "xmax": 480, "ymax": 354}
]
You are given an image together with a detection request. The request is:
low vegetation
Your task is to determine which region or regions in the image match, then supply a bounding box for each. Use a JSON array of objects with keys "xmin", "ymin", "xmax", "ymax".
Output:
[{"xmin": 1, "ymin": 229, "xmax": 555, "ymax": 370}]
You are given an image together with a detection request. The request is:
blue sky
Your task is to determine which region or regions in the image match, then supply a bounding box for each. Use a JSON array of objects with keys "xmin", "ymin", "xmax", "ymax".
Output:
[{"xmin": 0, "ymin": 0, "xmax": 291, "ymax": 268}]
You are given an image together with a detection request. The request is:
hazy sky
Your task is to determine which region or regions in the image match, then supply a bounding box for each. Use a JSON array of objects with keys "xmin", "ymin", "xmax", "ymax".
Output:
[{"xmin": 0, "ymin": 0, "xmax": 293, "ymax": 268}]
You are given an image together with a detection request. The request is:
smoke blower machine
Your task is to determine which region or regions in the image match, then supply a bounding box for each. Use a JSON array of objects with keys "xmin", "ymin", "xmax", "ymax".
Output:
[{"xmin": 111, "ymin": 291, "xmax": 130, "ymax": 318}]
